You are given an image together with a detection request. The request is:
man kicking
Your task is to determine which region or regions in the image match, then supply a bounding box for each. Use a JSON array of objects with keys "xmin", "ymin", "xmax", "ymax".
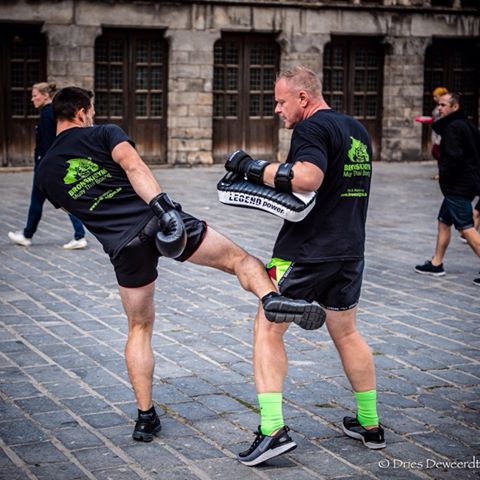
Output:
[
  {"xmin": 35, "ymin": 86, "xmax": 324, "ymax": 442},
  {"xmin": 224, "ymin": 66, "xmax": 385, "ymax": 466}
]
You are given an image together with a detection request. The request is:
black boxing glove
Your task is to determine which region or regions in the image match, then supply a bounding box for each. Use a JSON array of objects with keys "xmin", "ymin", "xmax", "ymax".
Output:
[
  {"xmin": 225, "ymin": 149, "xmax": 270, "ymax": 185},
  {"xmin": 149, "ymin": 193, "xmax": 187, "ymax": 258}
]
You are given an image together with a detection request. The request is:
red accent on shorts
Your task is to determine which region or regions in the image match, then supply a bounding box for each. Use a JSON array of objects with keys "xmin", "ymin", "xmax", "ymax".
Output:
[{"xmin": 267, "ymin": 265, "xmax": 277, "ymax": 282}]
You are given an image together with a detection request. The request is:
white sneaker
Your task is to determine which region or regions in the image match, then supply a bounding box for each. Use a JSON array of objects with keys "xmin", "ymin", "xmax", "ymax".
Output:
[
  {"xmin": 62, "ymin": 237, "xmax": 88, "ymax": 250},
  {"xmin": 8, "ymin": 231, "xmax": 32, "ymax": 247}
]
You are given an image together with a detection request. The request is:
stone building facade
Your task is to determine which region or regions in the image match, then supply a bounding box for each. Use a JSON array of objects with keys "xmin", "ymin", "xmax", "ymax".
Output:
[{"xmin": 0, "ymin": 0, "xmax": 479, "ymax": 167}]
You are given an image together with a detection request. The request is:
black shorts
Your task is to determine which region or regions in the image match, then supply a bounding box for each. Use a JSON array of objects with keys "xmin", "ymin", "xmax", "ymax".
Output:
[
  {"xmin": 111, "ymin": 212, "xmax": 207, "ymax": 288},
  {"xmin": 267, "ymin": 258, "xmax": 364, "ymax": 311},
  {"xmin": 437, "ymin": 195, "xmax": 474, "ymax": 230}
]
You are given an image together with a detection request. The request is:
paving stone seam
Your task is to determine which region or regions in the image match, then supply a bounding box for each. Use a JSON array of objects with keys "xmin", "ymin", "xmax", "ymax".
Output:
[
  {"xmin": 363, "ymin": 279, "xmax": 480, "ymax": 317},
  {"xmin": 361, "ymin": 305, "xmax": 480, "ymax": 353},
  {"xmin": 0, "ymin": 434, "xmax": 39, "ymax": 480},
  {"xmin": 393, "ymin": 403, "xmax": 480, "ymax": 442},
  {"xmin": 367, "ymin": 317, "xmax": 480, "ymax": 367},
  {"xmin": 0, "ymin": 308, "xmax": 273, "ymax": 479},
  {"xmin": 0, "ymin": 387, "xmax": 98, "ymax": 480},
  {"xmin": 0, "ymin": 321, "xmax": 201, "ymax": 480},
  {"xmin": 286, "ymin": 400, "xmax": 443, "ymax": 480}
]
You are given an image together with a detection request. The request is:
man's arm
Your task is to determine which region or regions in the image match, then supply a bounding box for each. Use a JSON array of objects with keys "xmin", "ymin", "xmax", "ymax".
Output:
[
  {"xmin": 262, "ymin": 161, "xmax": 324, "ymax": 193},
  {"xmin": 111, "ymin": 140, "xmax": 161, "ymax": 203},
  {"xmin": 112, "ymin": 140, "xmax": 187, "ymax": 258}
]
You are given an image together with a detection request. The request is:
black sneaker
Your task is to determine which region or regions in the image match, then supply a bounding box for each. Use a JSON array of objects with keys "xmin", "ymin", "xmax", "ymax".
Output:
[
  {"xmin": 414, "ymin": 260, "xmax": 445, "ymax": 277},
  {"xmin": 237, "ymin": 426, "xmax": 297, "ymax": 466},
  {"xmin": 132, "ymin": 413, "xmax": 162, "ymax": 442},
  {"xmin": 262, "ymin": 292, "xmax": 326, "ymax": 330},
  {"xmin": 342, "ymin": 417, "xmax": 386, "ymax": 449},
  {"xmin": 473, "ymin": 278, "xmax": 480, "ymax": 287}
]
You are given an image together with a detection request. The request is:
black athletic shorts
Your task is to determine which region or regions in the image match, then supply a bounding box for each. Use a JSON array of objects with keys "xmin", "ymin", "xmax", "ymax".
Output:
[
  {"xmin": 267, "ymin": 258, "xmax": 364, "ymax": 311},
  {"xmin": 437, "ymin": 195, "xmax": 474, "ymax": 230},
  {"xmin": 111, "ymin": 212, "xmax": 207, "ymax": 288}
]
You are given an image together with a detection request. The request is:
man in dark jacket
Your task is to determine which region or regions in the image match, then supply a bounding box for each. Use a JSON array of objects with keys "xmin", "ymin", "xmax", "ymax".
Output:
[{"xmin": 415, "ymin": 92, "xmax": 480, "ymax": 286}]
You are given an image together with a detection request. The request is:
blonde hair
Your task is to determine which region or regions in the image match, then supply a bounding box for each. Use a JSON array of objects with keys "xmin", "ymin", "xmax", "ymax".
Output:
[
  {"xmin": 32, "ymin": 82, "xmax": 57, "ymax": 98},
  {"xmin": 432, "ymin": 86, "xmax": 448, "ymax": 97},
  {"xmin": 276, "ymin": 66, "xmax": 322, "ymax": 98}
]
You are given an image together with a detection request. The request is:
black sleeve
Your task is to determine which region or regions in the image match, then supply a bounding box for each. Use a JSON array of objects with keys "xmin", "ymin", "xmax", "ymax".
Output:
[
  {"xmin": 34, "ymin": 167, "xmax": 61, "ymax": 209},
  {"xmin": 290, "ymin": 121, "xmax": 329, "ymax": 174},
  {"xmin": 101, "ymin": 124, "xmax": 135, "ymax": 154}
]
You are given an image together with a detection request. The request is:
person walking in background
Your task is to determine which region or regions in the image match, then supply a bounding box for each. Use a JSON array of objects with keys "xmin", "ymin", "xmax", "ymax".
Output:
[
  {"xmin": 8, "ymin": 82, "xmax": 88, "ymax": 250},
  {"xmin": 415, "ymin": 92, "xmax": 480, "ymax": 286},
  {"xmin": 415, "ymin": 86, "xmax": 448, "ymax": 181}
]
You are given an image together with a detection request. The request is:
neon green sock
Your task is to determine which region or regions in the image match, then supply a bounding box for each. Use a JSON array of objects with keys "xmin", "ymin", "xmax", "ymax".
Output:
[
  {"xmin": 258, "ymin": 392, "xmax": 284, "ymax": 435},
  {"xmin": 354, "ymin": 390, "xmax": 379, "ymax": 427}
]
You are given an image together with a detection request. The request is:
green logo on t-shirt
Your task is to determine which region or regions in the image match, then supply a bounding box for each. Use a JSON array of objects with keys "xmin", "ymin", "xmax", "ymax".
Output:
[
  {"xmin": 64, "ymin": 158, "xmax": 99, "ymax": 184},
  {"xmin": 343, "ymin": 136, "xmax": 371, "ymax": 180},
  {"xmin": 64, "ymin": 157, "xmax": 112, "ymax": 200},
  {"xmin": 347, "ymin": 137, "xmax": 369, "ymax": 163}
]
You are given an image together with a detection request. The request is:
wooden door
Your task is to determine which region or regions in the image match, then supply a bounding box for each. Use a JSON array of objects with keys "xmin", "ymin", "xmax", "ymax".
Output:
[
  {"xmin": 95, "ymin": 29, "xmax": 168, "ymax": 164},
  {"xmin": 213, "ymin": 34, "xmax": 279, "ymax": 163},
  {"xmin": 323, "ymin": 37, "xmax": 384, "ymax": 161},
  {"xmin": 0, "ymin": 25, "xmax": 46, "ymax": 167},
  {"xmin": 422, "ymin": 40, "xmax": 480, "ymax": 157}
]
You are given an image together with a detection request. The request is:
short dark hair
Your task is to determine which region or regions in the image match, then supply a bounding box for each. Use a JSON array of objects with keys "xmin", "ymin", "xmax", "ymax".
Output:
[
  {"xmin": 53, "ymin": 86, "xmax": 94, "ymax": 121},
  {"xmin": 445, "ymin": 92, "xmax": 461, "ymax": 107}
]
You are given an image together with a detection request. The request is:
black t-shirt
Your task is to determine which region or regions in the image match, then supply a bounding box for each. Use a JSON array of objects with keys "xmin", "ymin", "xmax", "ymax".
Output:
[
  {"xmin": 36, "ymin": 124, "xmax": 153, "ymax": 258},
  {"xmin": 273, "ymin": 109, "xmax": 372, "ymax": 262}
]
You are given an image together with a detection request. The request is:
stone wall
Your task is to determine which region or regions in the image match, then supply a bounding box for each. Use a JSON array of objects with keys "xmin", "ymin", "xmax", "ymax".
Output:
[{"xmin": 0, "ymin": 0, "xmax": 478, "ymax": 164}]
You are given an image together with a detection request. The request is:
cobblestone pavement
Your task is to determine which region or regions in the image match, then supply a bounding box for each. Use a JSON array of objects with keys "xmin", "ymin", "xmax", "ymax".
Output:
[{"xmin": 0, "ymin": 161, "xmax": 479, "ymax": 480}]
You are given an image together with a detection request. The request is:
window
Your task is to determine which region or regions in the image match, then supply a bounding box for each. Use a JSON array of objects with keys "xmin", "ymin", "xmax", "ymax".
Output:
[
  {"xmin": 212, "ymin": 34, "xmax": 279, "ymax": 163},
  {"xmin": 95, "ymin": 29, "xmax": 168, "ymax": 163},
  {"xmin": 323, "ymin": 37, "xmax": 384, "ymax": 159}
]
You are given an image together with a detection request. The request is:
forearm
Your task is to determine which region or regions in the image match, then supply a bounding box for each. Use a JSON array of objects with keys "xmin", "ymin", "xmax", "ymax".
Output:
[
  {"xmin": 112, "ymin": 141, "xmax": 162, "ymax": 203},
  {"xmin": 263, "ymin": 162, "xmax": 322, "ymax": 193},
  {"xmin": 225, "ymin": 150, "xmax": 323, "ymax": 193},
  {"xmin": 124, "ymin": 161, "xmax": 162, "ymax": 204}
]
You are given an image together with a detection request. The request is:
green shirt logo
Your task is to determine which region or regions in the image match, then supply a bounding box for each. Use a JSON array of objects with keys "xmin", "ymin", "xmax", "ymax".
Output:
[
  {"xmin": 64, "ymin": 158, "xmax": 100, "ymax": 185},
  {"xmin": 347, "ymin": 137, "xmax": 369, "ymax": 163}
]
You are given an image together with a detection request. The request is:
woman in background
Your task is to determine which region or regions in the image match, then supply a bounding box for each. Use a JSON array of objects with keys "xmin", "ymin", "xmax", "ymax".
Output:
[{"xmin": 8, "ymin": 82, "xmax": 88, "ymax": 249}]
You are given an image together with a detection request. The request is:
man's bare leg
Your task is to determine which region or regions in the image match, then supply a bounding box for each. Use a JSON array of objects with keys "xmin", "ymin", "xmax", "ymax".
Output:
[
  {"xmin": 188, "ymin": 228, "xmax": 274, "ymax": 298},
  {"xmin": 119, "ymin": 282, "xmax": 156, "ymax": 411},
  {"xmin": 119, "ymin": 281, "xmax": 162, "ymax": 441},
  {"xmin": 253, "ymin": 307, "xmax": 290, "ymax": 394},
  {"xmin": 432, "ymin": 221, "xmax": 452, "ymax": 266},
  {"xmin": 326, "ymin": 308, "xmax": 376, "ymax": 395},
  {"xmin": 188, "ymin": 228, "xmax": 325, "ymax": 328},
  {"xmin": 461, "ymin": 226, "xmax": 480, "ymax": 256}
]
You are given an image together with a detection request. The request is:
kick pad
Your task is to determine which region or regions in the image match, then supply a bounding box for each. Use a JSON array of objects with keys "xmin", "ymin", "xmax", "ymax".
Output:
[{"xmin": 217, "ymin": 172, "xmax": 316, "ymax": 222}]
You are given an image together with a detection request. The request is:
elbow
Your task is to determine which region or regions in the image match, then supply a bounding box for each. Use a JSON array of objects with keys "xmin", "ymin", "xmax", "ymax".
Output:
[{"xmin": 292, "ymin": 178, "xmax": 321, "ymax": 194}]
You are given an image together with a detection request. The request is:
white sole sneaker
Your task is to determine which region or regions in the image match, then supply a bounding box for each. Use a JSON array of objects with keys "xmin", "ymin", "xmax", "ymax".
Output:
[
  {"xmin": 414, "ymin": 268, "xmax": 446, "ymax": 277},
  {"xmin": 8, "ymin": 231, "xmax": 32, "ymax": 247},
  {"xmin": 63, "ymin": 238, "xmax": 88, "ymax": 250}
]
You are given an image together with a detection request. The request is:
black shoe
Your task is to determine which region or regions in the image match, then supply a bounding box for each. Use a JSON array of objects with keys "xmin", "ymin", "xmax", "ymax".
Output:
[
  {"xmin": 473, "ymin": 278, "xmax": 480, "ymax": 287},
  {"xmin": 262, "ymin": 292, "xmax": 326, "ymax": 330},
  {"xmin": 342, "ymin": 417, "xmax": 386, "ymax": 449},
  {"xmin": 132, "ymin": 413, "xmax": 162, "ymax": 442},
  {"xmin": 237, "ymin": 426, "xmax": 297, "ymax": 466},
  {"xmin": 414, "ymin": 260, "xmax": 445, "ymax": 277}
]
